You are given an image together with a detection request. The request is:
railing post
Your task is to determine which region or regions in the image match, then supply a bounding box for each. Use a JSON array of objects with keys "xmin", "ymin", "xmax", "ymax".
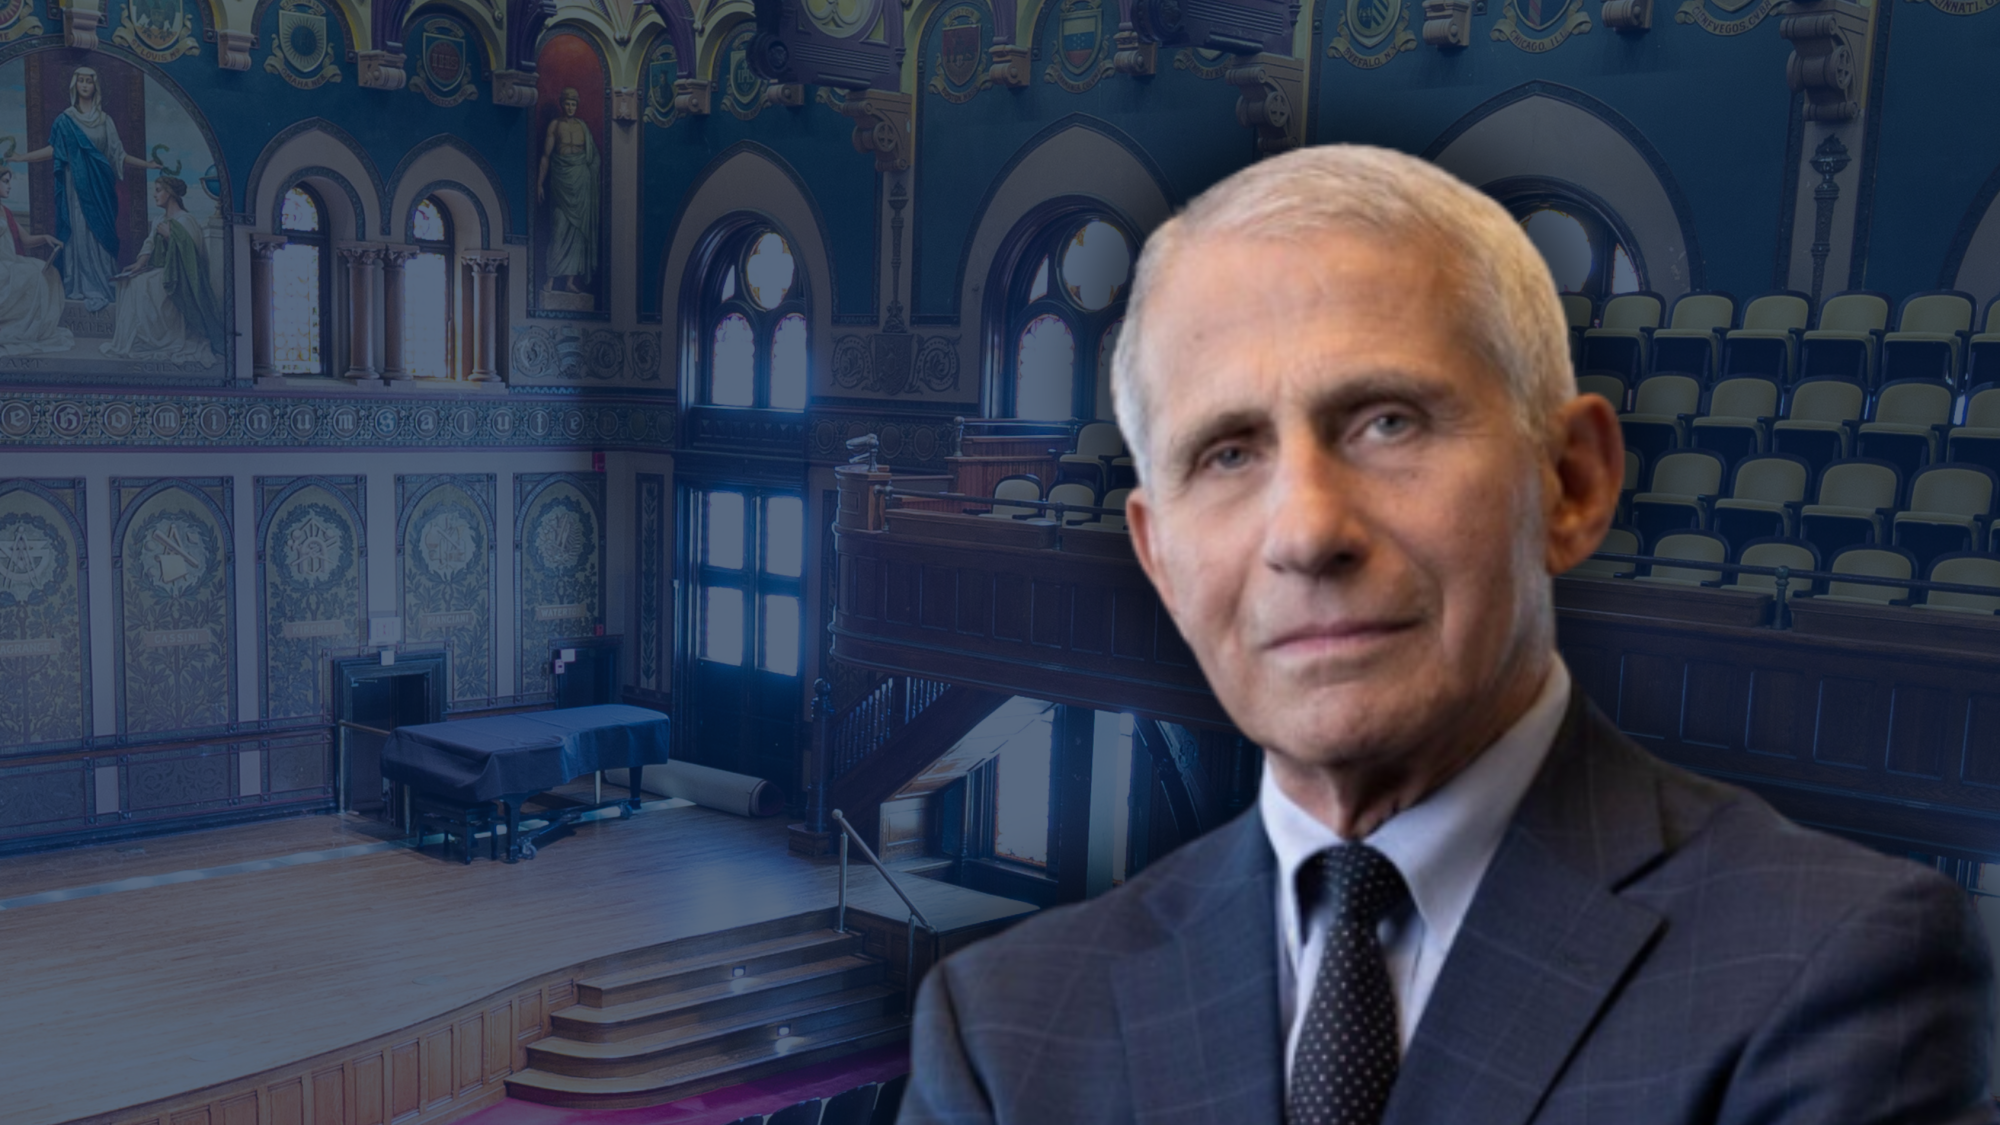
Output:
[
  {"xmin": 809, "ymin": 677, "xmax": 834, "ymax": 834},
  {"xmin": 1773, "ymin": 566, "xmax": 1791, "ymax": 630},
  {"xmin": 906, "ymin": 914, "xmax": 918, "ymax": 1017},
  {"xmin": 837, "ymin": 819, "xmax": 849, "ymax": 934},
  {"xmin": 892, "ymin": 674, "xmax": 911, "ymax": 730}
]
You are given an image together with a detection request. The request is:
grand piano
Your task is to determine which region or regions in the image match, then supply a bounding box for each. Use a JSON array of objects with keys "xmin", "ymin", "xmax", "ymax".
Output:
[{"xmin": 381, "ymin": 704, "xmax": 672, "ymax": 861}]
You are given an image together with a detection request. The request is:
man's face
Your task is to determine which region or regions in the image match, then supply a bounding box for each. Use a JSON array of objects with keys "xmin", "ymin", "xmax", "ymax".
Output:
[{"xmin": 1125, "ymin": 229, "xmax": 1571, "ymax": 777}]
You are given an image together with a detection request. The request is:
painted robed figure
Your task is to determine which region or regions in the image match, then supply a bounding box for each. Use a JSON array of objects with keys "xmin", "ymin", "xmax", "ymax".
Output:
[
  {"xmin": 0, "ymin": 166, "xmax": 72, "ymax": 356},
  {"xmin": 103, "ymin": 175, "xmax": 222, "ymax": 364},
  {"xmin": 537, "ymin": 86, "xmax": 599, "ymax": 296}
]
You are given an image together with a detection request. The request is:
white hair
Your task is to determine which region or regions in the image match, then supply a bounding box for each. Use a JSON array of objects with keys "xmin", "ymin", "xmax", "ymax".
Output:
[{"xmin": 1110, "ymin": 144, "xmax": 1573, "ymax": 483}]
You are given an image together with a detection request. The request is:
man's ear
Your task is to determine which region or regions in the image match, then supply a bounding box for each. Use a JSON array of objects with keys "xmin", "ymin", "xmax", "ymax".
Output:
[
  {"xmin": 1543, "ymin": 393, "xmax": 1625, "ymax": 576},
  {"xmin": 1124, "ymin": 487, "xmax": 1179, "ymax": 620}
]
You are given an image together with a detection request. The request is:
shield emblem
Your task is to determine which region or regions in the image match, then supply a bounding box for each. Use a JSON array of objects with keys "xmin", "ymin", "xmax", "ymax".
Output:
[
  {"xmin": 279, "ymin": 4, "xmax": 328, "ymax": 73},
  {"xmin": 133, "ymin": 0, "xmax": 183, "ymax": 51},
  {"xmin": 1518, "ymin": 0, "xmax": 1563, "ymax": 30},
  {"xmin": 1346, "ymin": 0, "xmax": 1399, "ymax": 47},
  {"xmin": 940, "ymin": 17, "xmax": 980, "ymax": 86},
  {"xmin": 727, "ymin": 34, "xmax": 762, "ymax": 104},
  {"xmin": 1060, "ymin": 0, "xmax": 1100, "ymax": 71},
  {"xmin": 647, "ymin": 47, "xmax": 678, "ymax": 114},
  {"xmin": 422, "ymin": 30, "xmax": 464, "ymax": 93}
]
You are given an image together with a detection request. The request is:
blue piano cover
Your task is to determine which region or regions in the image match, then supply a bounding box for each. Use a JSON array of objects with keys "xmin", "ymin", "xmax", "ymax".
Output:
[{"xmin": 381, "ymin": 704, "xmax": 671, "ymax": 803}]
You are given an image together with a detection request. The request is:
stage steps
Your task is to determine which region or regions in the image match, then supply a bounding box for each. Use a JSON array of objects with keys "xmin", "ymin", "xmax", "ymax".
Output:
[{"xmin": 505, "ymin": 911, "xmax": 910, "ymax": 1108}]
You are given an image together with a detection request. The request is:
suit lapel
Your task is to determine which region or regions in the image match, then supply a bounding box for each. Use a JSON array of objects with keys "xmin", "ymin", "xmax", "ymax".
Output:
[
  {"xmin": 1112, "ymin": 812, "xmax": 1285, "ymax": 1125},
  {"xmin": 1384, "ymin": 694, "xmax": 1668, "ymax": 1125}
]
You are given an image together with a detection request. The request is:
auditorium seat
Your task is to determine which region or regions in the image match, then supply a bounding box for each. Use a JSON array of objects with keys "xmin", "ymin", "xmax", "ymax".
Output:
[
  {"xmin": 1630, "ymin": 449, "xmax": 1727, "ymax": 546},
  {"xmin": 1854, "ymin": 377, "xmax": 1954, "ymax": 479},
  {"xmin": 1814, "ymin": 544, "xmax": 1917, "ymax": 605},
  {"xmin": 1098, "ymin": 487, "xmax": 1131, "ymax": 531},
  {"xmin": 1916, "ymin": 554, "xmax": 2000, "ymax": 614},
  {"xmin": 1891, "ymin": 464, "xmax": 1997, "ymax": 572},
  {"xmin": 1583, "ymin": 292, "xmax": 1664, "ymax": 381},
  {"xmin": 1799, "ymin": 291, "xmax": 1890, "ymax": 387},
  {"xmin": 767, "ymin": 1099, "xmax": 825, "ymax": 1125},
  {"xmin": 1570, "ymin": 526, "xmax": 1640, "ymax": 578},
  {"xmin": 1967, "ymin": 297, "xmax": 2000, "ymax": 389},
  {"xmin": 1045, "ymin": 481, "xmax": 1099, "ymax": 525},
  {"xmin": 1577, "ymin": 372, "xmax": 1629, "ymax": 410},
  {"xmin": 1770, "ymin": 377, "xmax": 1866, "ymax": 476},
  {"xmin": 1563, "ymin": 294, "xmax": 1595, "ymax": 367},
  {"xmin": 821, "ymin": 1083, "xmax": 882, "ymax": 1125},
  {"xmin": 980, "ymin": 474, "xmax": 1043, "ymax": 520},
  {"xmin": 1618, "ymin": 449, "xmax": 1643, "ymax": 523},
  {"xmin": 1722, "ymin": 290, "xmax": 1811, "ymax": 383},
  {"xmin": 1881, "ymin": 290, "xmax": 1974, "ymax": 387},
  {"xmin": 1619, "ymin": 373, "xmax": 1702, "ymax": 464},
  {"xmin": 872, "ymin": 1074, "xmax": 908, "ymax": 1124},
  {"xmin": 1721, "ymin": 538, "xmax": 1820, "ymax": 599},
  {"xmin": 1709, "ymin": 453, "xmax": 1812, "ymax": 546},
  {"xmin": 1947, "ymin": 384, "xmax": 2000, "ymax": 478},
  {"xmin": 1636, "ymin": 531, "xmax": 1729, "ymax": 586},
  {"xmin": 1799, "ymin": 459, "xmax": 1902, "ymax": 557},
  {"xmin": 1651, "ymin": 291, "xmax": 1735, "ymax": 382},
  {"xmin": 1689, "ymin": 375, "xmax": 1781, "ymax": 463},
  {"xmin": 1059, "ymin": 422, "xmax": 1126, "ymax": 491}
]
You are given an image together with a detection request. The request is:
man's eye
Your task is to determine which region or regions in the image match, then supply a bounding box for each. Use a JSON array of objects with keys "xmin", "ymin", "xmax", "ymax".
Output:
[
  {"xmin": 1204, "ymin": 445, "xmax": 1251, "ymax": 471},
  {"xmin": 1363, "ymin": 411, "xmax": 1417, "ymax": 440}
]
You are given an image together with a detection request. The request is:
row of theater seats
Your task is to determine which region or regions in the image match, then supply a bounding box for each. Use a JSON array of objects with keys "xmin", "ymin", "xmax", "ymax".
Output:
[
  {"xmin": 1573, "ymin": 530, "xmax": 2000, "ymax": 614},
  {"xmin": 1620, "ymin": 446, "xmax": 2000, "ymax": 573},
  {"xmin": 1055, "ymin": 421, "xmax": 1136, "ymax": 494},
  {"xmin": 722, "ymin": 1073, "xmax": 905, "ymax": 1125},
  {"xmin": 1598, "ymin": 372, "xmax": 2000, "ymax": 492},
  {"xmin": 985, "ymin": 475, "xmax": 1130, "ymax": 529},
  {"xmin": 1569, "ymin": 288, "xmax": 2000, "ymax": 391}
]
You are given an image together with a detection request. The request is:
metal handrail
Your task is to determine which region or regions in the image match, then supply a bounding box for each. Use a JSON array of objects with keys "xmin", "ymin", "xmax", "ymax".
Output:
[
  {"xmin": 336, "ymin": 720, "xmax": 395, "ymax": 738},
  {"xmin": 880, "ymin": 486, "xmax": 1127, "ymax": 520},
  {"xmin": 831, "ymin": 808, "xmax": 939, "ymax": 1017},
  {"xmin": 1590, "ymin": 552, "xmax": 2000, "ymax": 597}
]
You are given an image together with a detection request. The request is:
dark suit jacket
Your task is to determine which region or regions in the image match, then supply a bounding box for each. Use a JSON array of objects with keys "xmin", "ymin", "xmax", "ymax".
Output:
[{"xmin": 902, "ymin": 691, "xmax": 1997, "ymax": 1124}]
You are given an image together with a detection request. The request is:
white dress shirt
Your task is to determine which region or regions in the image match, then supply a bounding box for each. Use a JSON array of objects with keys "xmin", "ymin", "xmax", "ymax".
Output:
[{"xmin": 1263, "ymin": 659, "xmax": 1571, "ymax": 1079}]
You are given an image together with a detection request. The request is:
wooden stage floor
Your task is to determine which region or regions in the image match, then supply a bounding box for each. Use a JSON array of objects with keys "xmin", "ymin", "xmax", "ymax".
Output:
[{"xmin": 0, "ymin": 803, "xmax": 1034, "ymax": 1125}]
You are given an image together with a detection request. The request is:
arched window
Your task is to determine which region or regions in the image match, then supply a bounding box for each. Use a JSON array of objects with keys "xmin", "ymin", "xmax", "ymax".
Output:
[
  {"xmin": 404, "ymin": 197, "xmax": 455, "ymax": 379},
  {"xmin": 701, "ymin": 227, "xmax": 808, "ymax": 411},
  {"xmin": 272, "ymin": 186, "xmax": 330, "ymax": 375},
  {"xmin": 1501, "ymin": 186, "xmax": 1644, "ymax": 304},
  {"xmin": 1004, "ymin": 217, "xmax": 1132, "ymax": 421}
]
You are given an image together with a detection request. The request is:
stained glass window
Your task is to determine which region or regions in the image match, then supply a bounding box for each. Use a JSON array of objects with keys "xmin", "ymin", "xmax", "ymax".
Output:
[
  {"xmin": 744, "ymin": 232, "xmax": 795, "ymax": 309},
  {"xmin": 1521, "ymin": 209, "xmax": 1593, "ymax": 293},
  {"xmin": 1061, "ymin": 220, "xmax": 1131, "ymax": 311},
  {"xmin": 1015, "ymin": 313, "xmax": 1076, "ymax": 422},
  {"xmin": 272, "ymin": 185, "xmax": 327, "ymax": 375},
  {"xmin": 1611, "ymin": 246, "xmax": 1640, "ymax": 294},
  {"xmin": 1505, "ymin": 192, "xmax": 1643, "ymax": 305},
  {"xmin": 404, "ymin": 196, "xmax": 454, "ymax": 378},
  {"xmin": 280, "ymin": 187, "xmax": 320, "ymax": 233},
  {"xmin": 411, "ymin": 199, "xmax": 446, "ymax": 242},
  {"xmin": 712, "ymin": 314, "xmax": 755, "ymax": 406},
  {"xmin": 770, "ymin": 313, "xmax": 808, "ymax": 410},
  {"xmin": 694, "ymin": 487, "xmax": 803, "ymax": 679},
  {"xmin": 1003, "ymin": 215, "xmax": 1130, "ymax": 421},
  {"xmin": 704, "ymin": 225, "xmax": 808, "ymax": 410}
]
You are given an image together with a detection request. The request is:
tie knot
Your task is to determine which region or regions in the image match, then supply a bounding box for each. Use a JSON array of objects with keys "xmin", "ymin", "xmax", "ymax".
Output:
[{"xmin": 1306, "ymin": 844, "xmax": 1409, "ymax": 929}]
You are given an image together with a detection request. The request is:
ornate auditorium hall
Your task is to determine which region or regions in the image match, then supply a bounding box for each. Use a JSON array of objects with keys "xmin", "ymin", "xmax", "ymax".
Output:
[{"xmin": 0, "ymin": 0, "xmax": 1997, "ymax": 1118}]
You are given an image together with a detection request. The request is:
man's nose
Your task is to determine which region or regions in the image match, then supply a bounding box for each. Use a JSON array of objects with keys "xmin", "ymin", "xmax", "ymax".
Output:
[{"xmin": 1261, "ymin": 436, "xmax": 1369, "ymax": 577}]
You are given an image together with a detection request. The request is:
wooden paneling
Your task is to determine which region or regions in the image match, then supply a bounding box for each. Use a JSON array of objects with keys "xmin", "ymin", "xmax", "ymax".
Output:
[
  {"xmin": 352, "ymin": 1056, "xmax": 384, "ymax": 1125},
  {"xmin": 268, "ymin": 1080, "xmax": 304, "ymax": 1125},
  {"xmin": 310, "ymin": 1070, "xmax": 342, "ymax": 1125},
  {"xmin": 217, "ymin": 1095, "xmax": 255, "ymax": 1125},
  {"xmin": 390, "ymin": 1043, "xmax": 420, "ymax": 1121}
]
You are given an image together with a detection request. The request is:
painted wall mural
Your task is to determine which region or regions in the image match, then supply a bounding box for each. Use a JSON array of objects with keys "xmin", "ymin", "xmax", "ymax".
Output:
[
  {"xmin": 0, "ymin": 479, "xmax": 87, "ymax": 753},
  {"xmin": 265, "ymin": 0, "xmax": 345, "ymax": 88},
  {"xmin": 530, "ymin": 32, "xmax": 608, "ymax": 319},
  {"xmin": 399, "ymin": 474, "xmax": 495, "ymax": 705},
  {"xmin": 257, "ymin": 476, "xmax": 365, "ymax": 721},
  {"xmin": 515, "ymin": 472, "xmax": 603, "ymax": 700},
  {"xmin": 0, "ymin": 0, "xmax": 43, "ymax": 43},
  {"xmin": 0, "ymin": 47, "xmax": 227, "ymax": 382},
  {"xmin": 113, "ymin": 477, "xmax": 234, "ymax": 738}
]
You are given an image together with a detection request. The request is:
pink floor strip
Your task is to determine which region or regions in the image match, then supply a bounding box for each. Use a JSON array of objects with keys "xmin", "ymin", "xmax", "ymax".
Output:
[{"xmin": 459, "ymin": 1045, "xmax": 911, "ymax": 1125}]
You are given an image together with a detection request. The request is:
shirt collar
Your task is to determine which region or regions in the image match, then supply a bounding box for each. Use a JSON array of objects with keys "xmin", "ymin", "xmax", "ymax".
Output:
[{"xmin": 1261, "ymin": 659, "xmax": 1572, "ymax": 955}]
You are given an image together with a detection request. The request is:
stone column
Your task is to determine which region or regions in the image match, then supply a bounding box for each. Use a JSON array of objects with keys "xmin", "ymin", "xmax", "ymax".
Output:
[
  {"xmin": 463, "ymin": 251, "xmax": 508, "ymax": 383},
  {"xmin": 338, "ymin": 243, "xmax": 382, "ymax": 383},
  {"xmin": 249, "ymin": 233, "xmax": 286, "ymax": 381},
  {"xmin": 380, "ymin": 246, "xmax": 420, "ymax": 382}
]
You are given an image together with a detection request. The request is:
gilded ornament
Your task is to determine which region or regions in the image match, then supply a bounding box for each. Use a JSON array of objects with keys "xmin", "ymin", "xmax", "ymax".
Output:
[
  {"xmin": 1490, "ymin": 0, "xmax": 1592, "ymax": 50},
  {"xmin": 266, "ymin": 0, "xmax": 344, "ymax": 89},
  {"xmin": 111, "ymin": 0, "xmax": 200, "ymax": 62},
  {"xmin": 1044, "ymin": 0, "xmax": 1112, "ymax": 93},
  {"xmin": 1328, "ymin": 0, "xmax": 1419, "ymax": 67}
]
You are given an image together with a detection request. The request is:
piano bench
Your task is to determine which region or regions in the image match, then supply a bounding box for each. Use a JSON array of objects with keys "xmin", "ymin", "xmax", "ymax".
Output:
[{"xmin": 412, "ymin": 794, "xmax": 501, "ymax": 864}]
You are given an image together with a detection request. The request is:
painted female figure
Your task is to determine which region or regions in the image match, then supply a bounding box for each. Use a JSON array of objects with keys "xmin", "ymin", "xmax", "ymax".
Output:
[
  {"xmin": 102, "ymin": 175, "xmax": 221, "ymax": 364},
  {"xmin": 7, "ymin": 66, "xmax": 162, "ymax": 312},
  {"xmin": 0, "ymin": 167, "xmax": 73, "ymax": 356},
  {"xmin": 536, "ymin": 86, "xmax": 599, "ymax": 296}
]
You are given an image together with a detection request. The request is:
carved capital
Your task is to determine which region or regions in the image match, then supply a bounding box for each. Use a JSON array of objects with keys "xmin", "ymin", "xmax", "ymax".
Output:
[
  {"xmin": 249, "ymin": 232, "xmax": 288, "ymax": 260},
  {"xmin": 380, "ymin": 245, "xmax": 423, "ymax": 269},
  {"xmin": 216, "ymin": 28, "xmax": 255, "ymax": 71},
  {"xmin": 1602, "ymin": 0, "xmax": 1652, "ymax": 30},
  {"xmin": 357, "ymin": 50, "xmax": 407, "ymax": 90},
  {"xmin": 63, "ymin": 5, "xmax": 102, "ymax": 49},
  {"xmin": 1226, "ymin": 58, "xmax": 1303, "ymax": 155},
  {"xmin": 491, "ymin": 69, "xmax": 539, "ymax": 108},
  {"xmin": 337, "ymin": 242, "xmax": 385, "ymax": 266},
  {"xmin": 461, "ymin": 250, "xmax": 510, "ymax": 275},
  {"xmin": 673, "ymin": 78, "xmax": 713, "ymax": 116},
  {"xmin": 611, "ymin": 87, "xmax": 639, "ymax": 121},
  {"xmin": 1112, "ymin": 29, "xmax": 1158, "ymax": 75},
  {"xmin": 821, "ymin": 89, "xmax": 913, "ymax": 173},
  {"xmin": 763, "ymin": 82, "xmax": 805, "ymax": 108},
  {"xmin": 1781, "ymin": 0, "xmax": 1860, "ymax": 122},
  {"xmin": 1421, "ymin": 0, "xmax": 1472, "ymax": 46},
  {"xmin": 988, "ymin": 43, "xmax": 1031, "ymax": 87}
]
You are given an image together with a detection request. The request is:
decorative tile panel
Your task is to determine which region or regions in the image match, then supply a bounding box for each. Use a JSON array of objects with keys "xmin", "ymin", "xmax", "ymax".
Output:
[
  {"xmin": 514, "ymin": 474, "xmax": 605, "ymax": 700},
  {"xmin": 399, "ymin": 475, "xmax": 497, "ymax": 705},
  {"xmin": 113, "ymin": 479, "xmax": 236, "ymax": 739},
  {"xmin": 257, "ymin": 477, "xmax": 367, "ymax": 721},
  {"xmin": 0, "ymin": 480, "xmax": 90, "ymax": 753},
  {"xmin": 635, "ymin": 473, "xmax": 665, "ymax": 693}
]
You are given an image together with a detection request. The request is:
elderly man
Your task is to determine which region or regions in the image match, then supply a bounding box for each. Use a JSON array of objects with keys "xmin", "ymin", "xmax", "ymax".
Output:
[{"xmin": 900, "ymin": 146, "xmax": 1995, "ymax": 1124}]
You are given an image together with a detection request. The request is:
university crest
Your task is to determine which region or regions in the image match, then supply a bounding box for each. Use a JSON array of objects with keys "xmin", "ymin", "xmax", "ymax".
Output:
[
  {"xmin": 1327, "ymin": 0, "xmax": 1417, "ymax": 68},
  {"xmin": 929, "ymin": 6, "xmax": 992, "ymax": 104},
  {"xmin": 112, "ymin": 0, "xmax": 200, "ymax": 61},
  {"xmin": 412, "ymin": 17, "xmax": 478, "ymax": 106},
  {"xmin": 266, "ymin": 0, "xmax": 344, "ymax": 89},
  {"xmin": 721, "ymin": 26, "xmax": 768, "ymax": 120},
  {"xmin": 1044, "ymin": 0, "xmax": 1110, "ymax": 93},
  {"xmin": 644, "ymin": 41, "xmax": 682, "ymax": 126},
  {"xmin": 1491, "ymin": 0, "xmax": 1591, "ymax": 51},
  {"xmin": 0, "ymin": 0, "xmax": 43, "ymax": 45}
]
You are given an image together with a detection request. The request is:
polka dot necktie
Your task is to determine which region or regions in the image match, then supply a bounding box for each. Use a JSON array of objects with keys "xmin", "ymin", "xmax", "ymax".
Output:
[{"xmin": 1286, "ymin": 843, "xmax": 1411, "ymax": 1125}]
